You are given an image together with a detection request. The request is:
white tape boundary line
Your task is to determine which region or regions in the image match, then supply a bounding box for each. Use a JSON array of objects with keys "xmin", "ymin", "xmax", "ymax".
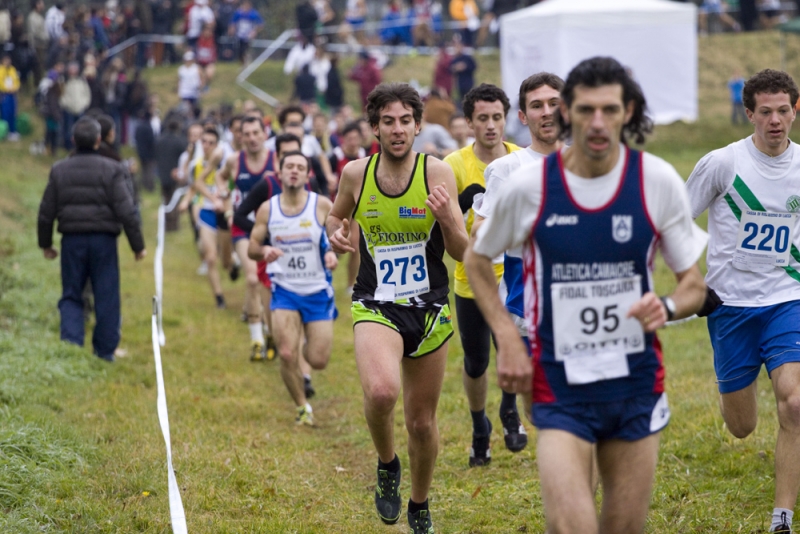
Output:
[
  {"xmin": 155, "ymin": 186, "xmax": 189, "ymax": 346},
  {"xmin": 151, "ymin": 297, "xmax": 188, "ymax": 534}
]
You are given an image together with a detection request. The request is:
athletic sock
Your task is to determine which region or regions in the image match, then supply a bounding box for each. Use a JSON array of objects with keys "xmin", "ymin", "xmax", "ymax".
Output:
[
  {"xmin": 248, "ymin": 322, "xmax": 265, "ymax": 343},
  {"xmin": 304, "ymin": 402, "xmax": 312, "ymax": 413},
  {"xmin": 471, "ymin": 409, "xmax": 490, "ymax": 436},
  {"xmin": 499, "ymin": 390, "xmax": 518, "ymax": 414},
  {"xmin": 407, "ymin": 498, "xmax": 428, "ymax": 514},
  {"xmin": 303, "ymin": 374, "xmax": 311, "ymax": 381},
  {"xmin": 771, "ymin": 508, "xmax": 793, "ymax": 531},
  {"xmin": 378, "ymin": 454, "xmax": 400, "ymax": 473},
  {"xmin": 215, "ymin": 294, "xmax": 224, "ymax": 307}
]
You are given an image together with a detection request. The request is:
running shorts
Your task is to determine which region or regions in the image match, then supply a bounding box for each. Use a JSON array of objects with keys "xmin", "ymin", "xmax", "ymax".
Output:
[{"xmin": 271, "ymin": 285, "xmax": 337, "ymax": 323}]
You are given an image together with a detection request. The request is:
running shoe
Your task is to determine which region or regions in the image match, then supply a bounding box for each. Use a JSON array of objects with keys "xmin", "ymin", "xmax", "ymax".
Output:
[
  {"xmin": 304, "ymin": 376, "xmax": 315, "ymax": 399},
  {"xmin": 265, "ymin": 335, "xmax": 277, "ymax": 361},
  {"xmin": 249, "ymin": 341, "xmax": 265, "ymax": 362},
  {"xmin": 500, "ymin": 409, "xmax": 528, "ymax": 452},
  {"xmin": 375, "ymin": 463, "xmax": 401, "ymax": 524},
  {"xmin": 295, "ymin": 405, "xmax": 314, "ymax": 426},
  {"xmin": 229, "ymin": 262, "xmax": 240, "ymax": 282},
  {"xmin": 408, "ymin": 508, "xmax": 434, "ymax": 534},
  {"xmin": 774, "ymin": 512, "xmax": 793, "ymax": 533},
  {"xmin": 196, "ymin": 261, "xmax": 208, "ymax": 276},
  {"xmin": 469, "ymin": 419, "xmax": 492, "ymax": 467}
]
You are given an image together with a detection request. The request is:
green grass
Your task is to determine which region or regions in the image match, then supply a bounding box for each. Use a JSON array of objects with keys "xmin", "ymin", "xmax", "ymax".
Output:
[{"xmin": 0, "ymin": 32, "xmax": 797, "ymax": 532}]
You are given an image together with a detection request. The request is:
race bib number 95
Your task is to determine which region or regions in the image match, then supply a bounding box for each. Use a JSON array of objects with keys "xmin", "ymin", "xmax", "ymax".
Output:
[{"xmin": 734, "ymin": 210, "xmax": 797, "ymax": 272}]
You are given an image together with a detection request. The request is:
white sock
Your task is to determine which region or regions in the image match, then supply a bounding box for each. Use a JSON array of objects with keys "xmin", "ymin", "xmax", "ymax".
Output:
[
  {"xmin": 305, "ymin": 402, "xmax": 312, "ymax": 412},
  {"xmin": 771, "ymin": 508, "xmax": 793, "ymax": 532},
  {"xmin": 303, "ymin": 374, "xmax": 311, "ymax": 381},
  {"xmin": 249, "ymin": 322, "xmax": 265, "ymax": 343}
]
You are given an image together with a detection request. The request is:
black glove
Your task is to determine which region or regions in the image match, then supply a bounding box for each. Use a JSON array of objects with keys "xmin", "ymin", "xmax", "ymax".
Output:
[
  {"xmin": 697, "ymin": 287, "xmax": 723, "ymax": 317},
  {"xmin": 458, "ymin": 183, "xmax": 486, "ymax": 214}
]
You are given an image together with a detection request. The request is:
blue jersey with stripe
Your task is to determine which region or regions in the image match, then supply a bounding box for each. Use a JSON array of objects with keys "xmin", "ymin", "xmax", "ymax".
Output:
[{"xmin": 525, "ymin": 148, "xmax": 664, "ymax": 404}]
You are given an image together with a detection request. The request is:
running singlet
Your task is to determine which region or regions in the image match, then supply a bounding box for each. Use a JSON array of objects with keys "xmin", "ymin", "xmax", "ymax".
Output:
[
  {"xmin": 526, "ymin": 149, "xmax": 663, "ymax": 404},
  {"xmin": 231, "ymin": 150, "xmax": 279, "ymax": 238},
  {"xmin": 266, "ymin": 192, "xmax": 332, "ymax": 295},
  {"xmin": 193, "ymin": 159, "xmax": 217, "ymax": 210},
  {"xmin": 352, "ymin": 153, "xmax": 449, "ymax": 307}
]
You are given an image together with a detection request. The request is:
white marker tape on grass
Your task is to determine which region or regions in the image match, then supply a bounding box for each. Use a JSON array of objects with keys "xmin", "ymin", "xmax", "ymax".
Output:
[
  {"xmin": 151, "ymin": 297, "xmax": 187, "ymax": 534},
  {"xmin": 154, "ymin": 187, "xmax": 188, "ymax": 346}
]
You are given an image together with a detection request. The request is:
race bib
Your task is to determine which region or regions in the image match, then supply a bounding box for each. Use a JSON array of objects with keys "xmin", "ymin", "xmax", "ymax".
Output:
[
  {"xmin": 274, "ymin": 241, "xmax": 318, "ymax": 280},
  {"xmin": 374, "ymin": 242, "xmax": 429, "ymax": 301},
  {"xmin": 733, "ymin": 210, "xmax": 796, "ymax": 272},
  {"xmin": 551, "ymin": 276, "xmax": 644, "ymax": 385}
]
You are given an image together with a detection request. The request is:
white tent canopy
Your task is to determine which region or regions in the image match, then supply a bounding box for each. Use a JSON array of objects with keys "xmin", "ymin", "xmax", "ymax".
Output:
[{"xmin": 499, "ymin": 0, "xmax": 697, "ymax": 124}]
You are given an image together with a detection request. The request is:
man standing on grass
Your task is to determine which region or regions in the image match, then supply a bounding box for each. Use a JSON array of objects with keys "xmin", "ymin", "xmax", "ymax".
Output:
[
  {"xmin": 444, "ymin": 83, "xmax": 525, "ymax": 466},
  {"xmin": 38, "ymin": 117, "xmax": 146, "ymax": 362},
  {"xmin": 466, "ymin": 57, "xmax": 707, "ymax": 533},
  {"xmin": 247, "ymin": 150, "xmax": 337, "ymax": 426},
  {"xmin": 327, "ymin": 83, "xmax": 467, "ymax": 533},
  {"xmin": 686, "ymin": 68, "xmax": 800, "ymax": 534}
]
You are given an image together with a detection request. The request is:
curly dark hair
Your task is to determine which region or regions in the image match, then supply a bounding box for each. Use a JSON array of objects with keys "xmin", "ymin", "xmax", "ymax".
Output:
[
  {"xmin": 462, "ymin": 83, "xmax": 511, "ymax": 121},
  {"xmin": 743, "ymin": 69, "xmax": 799, "ymax": 112},
  {"xmin": 558, "ymin": 57, "xmax": 653, "ymax": 145},
  {"xmin": 366, "ymin": 83, "xmax": 424, "ymax": 127},
  {"xmin": 518, "ymin": 72, "xmax": 564, "ymax": 112},
  {"xmin": 278, "ymin": 105, "xmax": 305, "ymax": 127}
]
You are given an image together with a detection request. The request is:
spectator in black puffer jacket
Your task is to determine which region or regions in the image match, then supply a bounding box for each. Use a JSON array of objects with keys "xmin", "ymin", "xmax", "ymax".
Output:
[{"xmin": 37, "ymin": 117, "xmax": 146, "ymax": 362}]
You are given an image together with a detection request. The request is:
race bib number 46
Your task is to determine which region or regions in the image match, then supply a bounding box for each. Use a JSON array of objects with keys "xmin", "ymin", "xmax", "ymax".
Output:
[
  {"xmin": 734, "ymin": 210, "xmax": 797, "ymax": 272},
  {"xmin": 551, "ymin": 276, "xmax": 644, "ymax": 385},
  {"xmin": 374, "ymin": 242, "xmax": 429, "ymax": 301}
]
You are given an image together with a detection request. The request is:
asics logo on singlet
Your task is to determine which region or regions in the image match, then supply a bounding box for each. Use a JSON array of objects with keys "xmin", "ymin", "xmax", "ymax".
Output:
[{"xmin": 545, "ymin": 214, "xmax": 579, "ymax": 227}]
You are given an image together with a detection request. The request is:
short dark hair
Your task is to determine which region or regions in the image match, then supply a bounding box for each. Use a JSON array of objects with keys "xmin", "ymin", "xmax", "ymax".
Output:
[
  {"xmin": 241, "ymin": 115, "xmax": 264, "ymax": 131},
  {"xmin": 366, "ymin": 83, "xmax": 424, "ymax": 127},
  {"xmin": 72, "ymin": 117, "xmax": 101, "ymax": 149},
  {"xmin": 743, "ymin": 69, "xmax": 800, "ymax": 112},
  {"xmin": 558, "ymin": 56, "xmax": 653, "ymax": 145},
  {"xmin": 279, "ymin": 105, "xmax": 305, "ymax": 127},
  {"xmin": 449, "ymin": 112, "xmax": 466, "ymax": 125},
  {"xmin": 95, "ymin": 114, "xmax": 115, "ymax": 141},
  {"xmin": 519, "ymin": 72, "xmax": 564, "ymax": 112},
  {"xmin": 229, "ymin": 114, "xmax": 245, "ymax": 129},
  {"xmin": 274, "ymin": 132, "xmax": 302, "ymax": 156},
  {"xmin": 279, "ymin": 150, "xmax": 310, "ymax": 171},
  {"xmin": 340, "ymin": 121, "xmax": 362, "ymax": 138},
  {"xmin": 202, "ymin": 127, "xmax": 220, "ymax": 141},
  {"xmin": 462, "ymin": 83, "xmax": 511, "ymax": 121}
]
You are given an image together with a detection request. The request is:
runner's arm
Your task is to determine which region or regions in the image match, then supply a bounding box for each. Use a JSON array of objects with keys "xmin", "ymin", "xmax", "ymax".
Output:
[
  {"xmin": 233, "ymin": 178, "xmax": 270, "ymax": 234},
  {"xmin": 216, "ymin": 152, "xmax": 235, "ymax": 196},
  {"xmin": 247, "ymin": 201, "xmax": 281, "ymax": 262},
  {"xmin": 326, "ymin": 159, "xmax": 362, "ymax": 254},
  {"xmin": 192, "ymin": 146, "xmax": 223, "ymax": 201},
  {"xmin": 426, "ymin": 158, "xmax": 468, "ymax": 261},
  {"xmin": 627, "ymin": 264, "xmax": 706, "ymax": 332}
]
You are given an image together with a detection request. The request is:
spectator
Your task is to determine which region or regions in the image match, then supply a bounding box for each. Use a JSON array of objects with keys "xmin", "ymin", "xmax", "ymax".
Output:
[
  {"xmin": 27, "ymin": 0, "xmax": 48, "ymax": 85},
  {"xmin": 412, "ymin": 102, "xmax": 457, "ymax": 158},
  {"xmin": 449, "ymin": 0, "xmax": 480, "ymax": 47},
  {"xmin": 44, "ymin": 2, "xmax": 65, "ymax": 45},
  {"xmin": 477, "ymin": 0, "xmax": 517, "ymax": 46},
  {"xmin": 448, "ymin": 112, "xmax": 473, "ymax": 149},
  {"xmin": 59, "ymin": 61, "xmax": 91, "ymax": 151},
  {"xmin": 760, "ymin": 0, "xmax": 782, "ymax": 28},
  {"xmin": 450, "ymin": 37, "xmax": 476, "ymax": 106},
  {"xmin": 423, "ymin": 87, "xmax": 456, "ymax": 128},
  {"xmin": 348, "ymin": 50, "xmax": 381, "ymax": 112},
  {"xmin": 89, "ymin": 7, "xmax": 110, "ymax": 51},
  {"xmin": 94, "ymin": 112, "xmax": 140, "ymax": 218},
  {"xmin": 313, "ymin": 111, "xmax": 335, "ymax": 156},
  {"xmin": 37, "ymin": 116, "xmax": 146, "ymax": 362},
  {"xmin": 134, "ymin": 110, "xmax": 156, "ymax": 192},
  {"xmin": 698, "ymin": 0, "xmax": 740, "ymax": 34},
  {"xmin": 41, "ymin": 62, "xmax": 63, "ymax": 156},
  {"xmin": 309, "ymin": 41, "xmax": 331, "ymax": 96},
  {"xmin": 101, "ymin": 57, "xmax": 127, "ymax": 148},
  {"xmin": 214, "ymin": 0, "xmax": 236, "ymax": 49},
  {"xmin": 380, "ymin": 0, "xmax": 412, "ymax": 46},
  {"xmin": 231, "ymin": 0, "xmax": 263, "ymax": 64},
  {"xmin": 154, "ymin": 117, "xmax": 186, "ymax": 231},
  {"xmin": 195, "ymin": 23, "xmax": 217, "ymax": 88},
  {"xmin": 177, "ymin": 50, "xmax": 202, "ymax": 111},
  {"xmin": 294, "ymin": 63, "xmax": 317, "ymax": 104},
  {"xmin": 84, "ymin": 62, "xmax": 105, "ymax": 111},
  {"xmin": 432, "ymin": 43, "xmax": 453, "ymax": 97},
  {"xmin": 0, "ymin": 52, "xmax": 20, "ymax": 141},
  {"xmin": 728, "ymin": 70, "xmax": 746, "ymax": 125},
  {"xmin": 284, "ymin": 35, "xmax": 315, "ymax": 76},
  {"xmin": 328, "ymin": 120, "xmax": 364, "ymax": 197},
  {"xmin": 124, "ymin": 68, "xmax": 148, "ymax": 145},
  {"xmin": 410, "ymin": 0, "xmax": 435, "ymax": 47},
  {"xmin": 296, "ymin": 0, "xmax": 318, "ymax": 43},
  {"xmin": 152, "ymin": 0, "xmax": 178, "ymax": 65},
  {"xmin": 0, "ymin": 5, "xmax": 9, "ymax": 48},
  {"xmin": 344, "ymin": 0, "xmax": 367, "ymax": 43},
  {"xmin": 186, "ymin": 0, "xmax": 214, "ymax": 50},
  {"xmin": 313, "ymin": 0, "xmax": 335, "ymax": 30},
  {"xmin": 12, "ymin": 35, "xmax": 38, "ymax": 90},
  {"xmin": 133, "ymin": 0, "xmax": 153, "ymax": 66},
  {"xmin": 324, "ymin": 53, "xmax": 344, "ymax": 113}
]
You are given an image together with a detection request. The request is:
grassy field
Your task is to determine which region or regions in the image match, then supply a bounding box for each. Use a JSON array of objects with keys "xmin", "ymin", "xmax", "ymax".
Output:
[{"xmin": 0, "ymin": 31, "xmax": 798, "ymax": 533}]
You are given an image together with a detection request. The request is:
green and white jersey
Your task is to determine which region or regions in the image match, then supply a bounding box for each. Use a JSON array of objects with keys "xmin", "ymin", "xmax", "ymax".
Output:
[
  {"xmin": 352, "ymin": 153, "xmax": 449, "ymax": 307},
  {"xmin": 687, "ymin": 137, "xmax": 800, "ymax": 307}
]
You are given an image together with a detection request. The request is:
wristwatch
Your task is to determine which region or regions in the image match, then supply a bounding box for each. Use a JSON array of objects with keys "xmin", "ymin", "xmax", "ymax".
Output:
[{"xmin": 660, "ymin": 296, "xmax": 676, "ymax": 322}]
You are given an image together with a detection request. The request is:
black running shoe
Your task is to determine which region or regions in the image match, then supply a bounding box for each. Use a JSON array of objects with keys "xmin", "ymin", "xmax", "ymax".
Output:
[
  {"xmin": 375, "ymin": 464, "xmax": 401, "ymax": 524},
  {"xmin": 469, "ymin": 419, "xmax": 492, "ymax": 467},
  {"xmin": 229, "ymin": 262, "xmax": 240, "ymax": 282},
  {"xmin": 408, "ymin": 508, "xmax": 434, "ymax": 534},
  {"xmin": 304, "ymin": 376, "xmax": 315, "ymax": 399},
  {"xmin": 774, "ymin": 511, "xmax": 793, "ymax": 533},
  {"xmin": 500, "ymin": 409, "xmax": 528, "ymax": 452}
]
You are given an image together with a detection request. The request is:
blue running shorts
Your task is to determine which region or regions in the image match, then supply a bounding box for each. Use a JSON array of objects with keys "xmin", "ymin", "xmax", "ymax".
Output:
[
  {"xmin": 198, "ymin": 208, "xmax": 218, "ymax": 232},
  {"xmin": 270, "ymin": 285, "xmax": 337, "ymax": 323},
  {"xmin": 531, "ymin": 392, "xmax": 670, "ymax": 443},
  {"xmin": 708, "ymin": 301, "xmax": 800, "ymax": 394}
]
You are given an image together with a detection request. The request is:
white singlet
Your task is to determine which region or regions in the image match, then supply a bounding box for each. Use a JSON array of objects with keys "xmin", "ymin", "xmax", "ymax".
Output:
[
  {"xmin": 266, "ymin": 192, "xmax": 331, "ymax": 296},
  {"xmin": 687, "ymin": 137, "xmax": 800, "ymax": 307}
]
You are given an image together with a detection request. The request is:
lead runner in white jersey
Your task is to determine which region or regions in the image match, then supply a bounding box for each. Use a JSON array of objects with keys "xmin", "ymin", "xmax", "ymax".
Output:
[
  {"xmin": 686, "ymin": 69, "xmax": 800, "ymax": 534},
  {"xmin": 248, "ymin": 150, "xmax": 338, "ymax": 426}
]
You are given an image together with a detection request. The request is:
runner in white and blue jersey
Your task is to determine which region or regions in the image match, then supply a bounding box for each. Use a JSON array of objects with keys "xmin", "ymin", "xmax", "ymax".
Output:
[
  {"xmin": 467, "ymin": 57, "xmax": 708, "ymax": 533},
  {"xmin": 247, "ymin": 150, "xmax": 337, "ymax": 427}
]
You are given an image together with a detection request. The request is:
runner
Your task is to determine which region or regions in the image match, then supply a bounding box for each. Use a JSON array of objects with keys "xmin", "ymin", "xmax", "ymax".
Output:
[
  {"xmin": 443, "ymin": 83, "xmax": 524, "ymax": 465},
  {"xmin": 327, "ymin": 82, "xmax": 468, "ymax": 533},
  {"xmin": 686, "ymin": 68, "xmax": 800, "ymax": 534},
  {"xmin": 466, "ymin": 56, "xmax": 707, "ymax": 532},
  {"xmin": 217, "ymin": 116, "xmax": 273, "ymax": 361},
  {"xmin": 247, "ymin": 150, "xmax": 337, "ymax": 426}
]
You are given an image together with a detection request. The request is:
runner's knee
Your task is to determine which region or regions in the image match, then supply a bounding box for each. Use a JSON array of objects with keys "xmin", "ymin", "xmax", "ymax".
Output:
[
  {"xmin": 464, "ymin": 350, "xmax": 489, "ymax": 379},
  {"xmin": 364, "ymin": 384, "xmax": 399, "ymax": 414},
  {"xmin": 777, "ymin": 392, "xmax": 800, "ymax": 431},
  {"xmin": 406, "ymin": 413, "xmax": 436, "ymax": 440}
]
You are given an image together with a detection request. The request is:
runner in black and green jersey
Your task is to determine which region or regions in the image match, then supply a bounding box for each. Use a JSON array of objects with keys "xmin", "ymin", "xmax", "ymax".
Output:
[{"xmin": 327, "ymin": 83, "xmax": 468, "ymax": 534}]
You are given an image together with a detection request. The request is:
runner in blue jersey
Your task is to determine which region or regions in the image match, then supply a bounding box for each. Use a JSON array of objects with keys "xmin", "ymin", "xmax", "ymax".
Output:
[{"xmin": 467, "ymin": 57, "xmax": 708, "ymax": 533}]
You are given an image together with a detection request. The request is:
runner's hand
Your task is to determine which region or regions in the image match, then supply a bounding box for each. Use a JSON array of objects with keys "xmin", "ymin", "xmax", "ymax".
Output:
[
  {"xmin": 496, "ymin": 333, "xmax": 532, "ymax": 394},
  {"xmin": 261, "ymin": 245, "xmax": 283, "ymax": 263},
  {"xmin": 178, "ymin": 198, "xmax": 190, "ymax": 212},
  {"xmin": 213, "ymin": 197, "xmax": 224, "ymax": 212},
  {"xmin": 627, "ymin": 291, "xmax": 666, "ymax": 332},
  {"xmin": 425, "ymin": 185, "xmax": 453, "ymax": 225},
  {"xmin": 324, "ymin": 250, "xmax": 338, "ymax": 270},
  {"xmin": 330, "ymin": 218, "xmax": 355, "ymax": 254}
]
